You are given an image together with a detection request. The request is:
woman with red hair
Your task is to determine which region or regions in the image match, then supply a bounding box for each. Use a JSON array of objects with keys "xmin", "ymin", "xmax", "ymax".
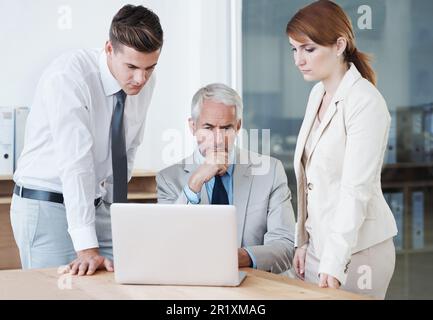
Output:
[{"xmin": 287, "ymin": 0, "xmax": 397, "ymax": 299}]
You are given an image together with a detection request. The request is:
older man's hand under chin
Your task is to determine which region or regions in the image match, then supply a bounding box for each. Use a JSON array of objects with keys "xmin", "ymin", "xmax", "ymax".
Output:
[{"xmin": 188, "ymin": 150, "xmax": 229, "ymax": 193}]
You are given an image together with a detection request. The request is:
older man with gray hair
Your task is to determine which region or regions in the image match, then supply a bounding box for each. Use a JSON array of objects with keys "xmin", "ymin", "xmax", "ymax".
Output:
[{"xmin": 156, "ymin": 83, "xmax": 295, "ymax": 274}]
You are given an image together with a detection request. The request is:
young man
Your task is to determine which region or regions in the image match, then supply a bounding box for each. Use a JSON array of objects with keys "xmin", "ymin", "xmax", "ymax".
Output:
[
  {"xmin": 157, "ymin": 84, "xmax": 295, "ymax": 274},
  {"xmin": 11, "ymin": 5, "xmax": 163, "ymax": 276}
]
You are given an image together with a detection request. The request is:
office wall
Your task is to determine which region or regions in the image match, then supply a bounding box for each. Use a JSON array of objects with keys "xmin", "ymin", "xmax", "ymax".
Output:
[
  {"xmin": 137, "ymin": 0, "xmax": 240, "ymax": 171},
  {"xmin": 0, "ymin": 0, "xmax": 240, "ymax": 172}
]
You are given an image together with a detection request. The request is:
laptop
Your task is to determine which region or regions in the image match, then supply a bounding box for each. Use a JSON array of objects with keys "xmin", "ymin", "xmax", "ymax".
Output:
[{"xmin": 111, "ymin": 203, "xmax": 247, "ymax": 286}]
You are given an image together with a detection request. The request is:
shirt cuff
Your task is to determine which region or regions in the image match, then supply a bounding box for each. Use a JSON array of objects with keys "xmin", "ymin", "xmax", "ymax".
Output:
[
  {"xmin": 68, "ymin": 225, "xmax": 99, "ymax": 252},
  {"xmin": 243, "ymin": 247, "xmax": 257, "ymax": 269},
  {"xmin": 183, "ymin": 184, "xmax": 201, "ymax": 204},
  {"xmin": 318, "ymin": 257, "xmax": 349, "ymax": 285}
]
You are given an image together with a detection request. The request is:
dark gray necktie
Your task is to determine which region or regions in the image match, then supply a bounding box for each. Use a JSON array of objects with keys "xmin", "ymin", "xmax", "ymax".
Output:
[
  {"xmin": 111, "ymin": 90, "xmax": 128, "ymax": 203},
  {"xmin": 211, "ymin": 175, "xmax": 229, "ymax": 205}
]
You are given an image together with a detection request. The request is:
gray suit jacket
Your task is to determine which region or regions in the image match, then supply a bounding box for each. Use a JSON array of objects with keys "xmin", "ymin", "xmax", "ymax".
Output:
[{"xmin": 156, "ymin": 148, "xmax": 295, "ymax": 274}]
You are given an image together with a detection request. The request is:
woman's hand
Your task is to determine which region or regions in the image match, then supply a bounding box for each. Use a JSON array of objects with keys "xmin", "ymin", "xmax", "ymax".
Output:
[
  {"xmin": 319, "ymin": 273, "xmax": 340, "ymax": 289},
  {"xmin": 293, "ymin": 246, "xmax": 307, "ymax": 280}
]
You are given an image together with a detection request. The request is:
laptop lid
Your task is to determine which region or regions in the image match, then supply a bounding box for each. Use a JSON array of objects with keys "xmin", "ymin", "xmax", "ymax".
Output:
[{"xmin": 111, "ymin": 204, "xmax": 243, "ymax": 286}]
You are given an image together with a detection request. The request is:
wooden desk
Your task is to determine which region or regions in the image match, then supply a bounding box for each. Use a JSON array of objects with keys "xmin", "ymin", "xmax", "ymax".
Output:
[{"xmin": 0, "ymin": 268, "xmax": 370, "ymax": 300}]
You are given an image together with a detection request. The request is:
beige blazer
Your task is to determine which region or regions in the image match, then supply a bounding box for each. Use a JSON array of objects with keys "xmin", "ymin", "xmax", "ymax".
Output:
[
  {"xmin": 156, "ymin": 148, "xmax": 296, "ymax": 274},
  {"xmin": 293, "ymin": 63, "xmax": 398, "ymax": 284}
]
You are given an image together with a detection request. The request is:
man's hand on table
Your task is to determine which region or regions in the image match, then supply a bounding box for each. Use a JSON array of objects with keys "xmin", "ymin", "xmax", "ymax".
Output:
[
  {"xmin": 238, "ymin": 248, "xmax": 252, "ymax": 268},
  {"xmin": 64, "ymin": 248, "xmax": 114, "ymax": 276}
]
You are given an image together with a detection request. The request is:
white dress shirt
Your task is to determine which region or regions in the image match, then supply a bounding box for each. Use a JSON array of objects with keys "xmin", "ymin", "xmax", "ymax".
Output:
[{"xmin": 14, "ymin": 48, "xmax": 156, "ymax": 251}]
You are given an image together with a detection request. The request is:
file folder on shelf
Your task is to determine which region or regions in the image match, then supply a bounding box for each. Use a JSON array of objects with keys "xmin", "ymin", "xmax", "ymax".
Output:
[
  {"xmin": 385, "ymin": 192, "xmax": 404, "ymax": 251},
  {"xmin": 424, "ymin": 104, "xmax": 433, "ymax": 163},
  {"xmin": 0, "ymin": 107, "xmax": 15, "ymax": 175},
  {"xmin": 412, "ymin": 191, "xmax": 424, "ymax": 250},
  {"xmin": 14, "ymin": 107, "xmax": 29, "ymax": 171},
  {"xmin": 385, "ymin": 111, "xmax": 397, "ymax": 164}
]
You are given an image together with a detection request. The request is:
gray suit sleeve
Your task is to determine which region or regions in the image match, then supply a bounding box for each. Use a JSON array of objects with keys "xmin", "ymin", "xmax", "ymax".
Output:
[
  {"xmin": 156, "ymin": 170, "xmax": 188, "ymax": 204},
  {"xmin": 244, "ymin": 160, "xmax": 296, "ymax": 274}
]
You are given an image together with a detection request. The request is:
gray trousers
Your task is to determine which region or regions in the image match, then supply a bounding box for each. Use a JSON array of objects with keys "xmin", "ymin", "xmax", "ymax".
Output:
[
  {"xmin": 10, "ymin": 194, "xmax": 113, "ymax": 269},
  {"xmin": 304, "ymin": 237, "xmax": 396, "ymax": 300}
]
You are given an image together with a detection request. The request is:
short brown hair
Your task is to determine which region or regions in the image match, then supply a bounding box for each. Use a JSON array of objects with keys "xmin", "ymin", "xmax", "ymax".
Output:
[{"xmin": 109, "ymin": 4, "xmax": 163, "ymax": 53}]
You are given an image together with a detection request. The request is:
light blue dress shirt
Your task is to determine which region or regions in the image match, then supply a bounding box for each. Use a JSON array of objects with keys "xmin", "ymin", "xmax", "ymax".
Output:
[{"xmin": 182, "ymin": 151, "xmax": 257, "ymax": 269}]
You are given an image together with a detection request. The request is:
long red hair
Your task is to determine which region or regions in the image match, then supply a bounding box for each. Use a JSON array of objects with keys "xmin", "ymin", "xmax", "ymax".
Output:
[{"xmin": 286, "ymin": 0, "xmax": 376, "ymax": 86}]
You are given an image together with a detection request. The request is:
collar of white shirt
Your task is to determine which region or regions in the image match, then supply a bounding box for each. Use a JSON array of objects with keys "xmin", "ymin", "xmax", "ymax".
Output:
[{"xmin": 98, "ymin": 50, "xmax": 121, "ymax": 97}]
